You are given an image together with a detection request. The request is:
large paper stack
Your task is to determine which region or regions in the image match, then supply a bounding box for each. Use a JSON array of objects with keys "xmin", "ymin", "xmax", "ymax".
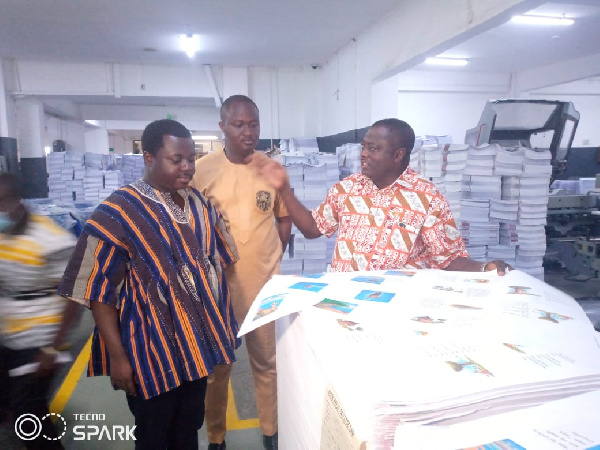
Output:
[
  {"xmin": 121, "ymin": 154, "xmax": 145, "ymax": 185},
  {"xmin": 290, "ymin": 137, "xmax": 319, "ymax": 154},
  {"xmin": 250, "ymin": 270, "xmax": 600, "ymax": 450},
  {"xmin": 337, "ymin": 143, "xmax": 362, "ymax": 179},
  {"xmin": 280, "ymin": 155, "xmax": 340, "ymax": 275},
  {"xmin": 464, "ymin": 144, "xmax": 496, "ymax": 176}
]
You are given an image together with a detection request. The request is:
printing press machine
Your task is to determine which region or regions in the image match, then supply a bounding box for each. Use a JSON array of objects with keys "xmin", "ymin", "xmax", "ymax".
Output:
[{"xmin": 546, "ymin": 188, "xmax": 600, "ymax": 278}]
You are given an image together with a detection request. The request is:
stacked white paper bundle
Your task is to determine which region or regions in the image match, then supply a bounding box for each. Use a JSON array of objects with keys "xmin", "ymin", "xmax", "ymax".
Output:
[
  {"xmin": 103, "ymin": 170, "xmax": 123, "ymax": 191},
  {"xmin": 289, "ymin": 137, "xmax": 319, "ymax": 154},
  {"xmin": 460, "ymin": 221, "xmax": 499, "ymax": 246},
  {"xmin": 462, "ymin": 175, "xmax": 501, "ymax": 200},
  {"xmin": 408, "ymin": 144, "xmax": 421, "ymax": 172},
  {"xmin": 489, "ymin": 199, "xmax": 518, "ymax": 223},
  {"xmin": 464, "ymin": 144, "xmax": 496, "ymax": 176},
  {"xmin": 47, "ymin": 153, "xmax": 67, "ymax": 201},
  {"xmin": 419, "ymin": 144, "xmax": 443, "ymax": 179},
  {"xmin": 281, "ymin": 158, "xmax": 340, "ymax": 275},
  {"xmin": 84, "ymin": 152, "xmax": 115, "ymax": 170},
  {"xmin": 523, "ymin": 148, "xmax": 552, "ymax": 176},
  {"xmin": 494, "ymin": 146, "xmax": 524, "ymax": 176},
  {"xmin": 336, "ymin": 143, "xmax": 362, "ymax": 179},
  {"xmin": 486, "ymin": 244, "xmax": 516, "ymax": 267},
  {"xmin": 499, "ymin": 223, "xmax": 519, "ymax": 246},
  {"xmin": 121, "ymin": 154, "xmax": 145, "ymax": 185},
  {"xmin": 501, "ymin": 176, "xmax": 520, "ymax": 201},
  {"xmin": 252, "ymin": 270, "xmax": 600, "ymax": 450},
  {"xmin": 460, "ymin": 199, "xmax": 490, "ymax": 223}
]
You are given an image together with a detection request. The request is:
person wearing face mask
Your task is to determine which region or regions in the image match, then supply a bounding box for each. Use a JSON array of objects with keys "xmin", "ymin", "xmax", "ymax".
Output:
[{"xmin": 0, "ymin": 171, "xmax": 80, "ymax": 449}]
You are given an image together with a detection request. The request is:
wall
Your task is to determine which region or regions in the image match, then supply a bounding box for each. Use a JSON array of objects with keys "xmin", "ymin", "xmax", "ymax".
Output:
[
  {"xmin": 319, "ymin": 0, "xmax": 532, "ymax": 133},
  {"xmin": 46, "ymin": 117, "xmax": 86, "ymax": 152},
  {"xmin": 394, "ymin": 71, "xmax": 600, "ymax": 146}
]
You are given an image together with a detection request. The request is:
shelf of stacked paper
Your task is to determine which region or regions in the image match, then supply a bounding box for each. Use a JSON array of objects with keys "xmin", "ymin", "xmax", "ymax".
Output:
[{"xmin": 238, "ymin": 269, "xmax": 600, "ymax": 449}]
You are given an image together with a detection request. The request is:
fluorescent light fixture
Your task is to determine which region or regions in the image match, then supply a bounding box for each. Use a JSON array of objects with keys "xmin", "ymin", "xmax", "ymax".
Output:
[
  {"xmin": 425, "ymin": 57, "xmax": 469, "ymax": 66},
  {"xmin": 192, "ymin": 135, "xmax": 219, "ymax": 140},
  {"xmin": 511, "ymin": 15, "xmax": 574, "ymax": 26},
  {"xmin": 179, "ymin": 34, "xmax": 200, "ymax": 58}
]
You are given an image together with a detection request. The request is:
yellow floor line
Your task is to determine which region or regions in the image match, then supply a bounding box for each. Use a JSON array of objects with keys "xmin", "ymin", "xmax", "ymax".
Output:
[
  {"xmin": 49, "ymin": 334, "xmax": 93, "ymax": 414},
  {"xmin": 48, "ymin": 333, "xmax": 260, "ymax": 431},
  {"xmin": 226, "ymin": 380, "xmax": 260, "ymax": 430}
]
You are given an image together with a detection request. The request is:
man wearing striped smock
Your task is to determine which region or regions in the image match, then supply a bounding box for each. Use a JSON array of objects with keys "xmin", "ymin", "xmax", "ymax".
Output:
[
  {"xmin": 0, "ymin": 171, "xmax": 79, "ymax": 449},
  {"xmin": 58, "ymin": 119, "xmax": 240, "ymax": 450}
]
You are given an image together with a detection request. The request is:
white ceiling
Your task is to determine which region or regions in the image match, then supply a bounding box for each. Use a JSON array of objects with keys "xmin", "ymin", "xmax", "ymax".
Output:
[{"xmin": 1, "ymin": 0, "xmax": 599, "ymax": 136}]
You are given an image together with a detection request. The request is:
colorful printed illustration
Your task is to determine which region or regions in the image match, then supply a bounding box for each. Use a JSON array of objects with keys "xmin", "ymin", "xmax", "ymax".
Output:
[
  {"xmin": 507, "ymin": 285, "xmax": 538, "ymax": 296},
  {"xmin": 503, "ymin": 343, "xmax": 526, "ymax": 354},
  {"xmin": 445, "ymin": 357, "xmax": 493, "ymax": 377},
  {"xmin": 461, "ymin": 438, "xmax": 525, "ymax": 449},
  {"xmin": 432, "ymin": 285, "xmax": 464, "ymax": 293},
  {"xmin": 354, "ymin": 290, "xmax": 395, "ymax": 303},
  {"xmin": 411, "ymin": 316, "xmax": 446, "ymax": 324},
  {"xmin": 289, "ymin": 281, "xmax": 328, "ymax": 292},
  {"xmin": 252, "ymin": 294, "xmax": 285, "ymax": 321},
  {"xmin": 464, "ymin": 278, "xmax": 490, "ymax": 284},
  {"xmin": 314, "ymin": 298, "xmax": 358, "ymax": 314},
  {"xmin": 414, "ymin": 330, "xmax": 429, "ymax": 336},
  {"xmin": 534, "ymin": 309, "xmax": 573, "ymax": 324},
  {"xmin": 336, "ymin": 319, "xmax": 364, "ymax": 332},
  {"xmin": 383, "ymin": 270, "xmax": 416, "ymax": 277},
  {"xmin": 302, "ymin": 273, "xmax": 324, "ymax": 279},
  {"xmin": 351, "ymin": 275, "xmax": 385, "ymax": 285},
  {"xmin": 450, "ymin": 304, "xmax": 483, "ymax": 310}
]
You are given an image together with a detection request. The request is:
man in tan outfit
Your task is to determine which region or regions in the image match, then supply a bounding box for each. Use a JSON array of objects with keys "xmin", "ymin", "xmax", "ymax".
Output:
[{"xmin": 191, "ymin": 95, "xmax": 291, "ymax": 450}]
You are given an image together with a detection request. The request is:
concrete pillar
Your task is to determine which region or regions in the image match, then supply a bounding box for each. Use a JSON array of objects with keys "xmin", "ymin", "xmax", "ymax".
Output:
[{"xmin": 16, "ymin": 98, "xmax": 48, "ymax": 198}]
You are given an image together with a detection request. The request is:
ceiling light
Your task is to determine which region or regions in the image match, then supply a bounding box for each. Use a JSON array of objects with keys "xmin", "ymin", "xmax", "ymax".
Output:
[
  {"xmin": 179, "ymin": 34, "xmax": 200, "ymax": 58},
  {"xmin": 192, "ymin": 135, "xmax": 219, "ymax": 141},
  {"xmin": 510, "ymin": 15, "xmax": 574, "ymax": 26},
  {"xmin": 425, "ymin": 57, "xmax": 469, "ymax": 66}
]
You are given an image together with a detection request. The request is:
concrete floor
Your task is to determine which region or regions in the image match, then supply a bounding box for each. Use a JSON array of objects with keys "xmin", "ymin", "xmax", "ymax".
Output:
[{"xmin": 2, "ymin": 265, "xmax": 600, "ymax": 449}]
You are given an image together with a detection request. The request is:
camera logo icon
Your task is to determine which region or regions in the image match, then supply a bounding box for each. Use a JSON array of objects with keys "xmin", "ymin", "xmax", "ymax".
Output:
[{"xmin": 14, "ymin": 413, "xmax": 67, "ymax": 441}]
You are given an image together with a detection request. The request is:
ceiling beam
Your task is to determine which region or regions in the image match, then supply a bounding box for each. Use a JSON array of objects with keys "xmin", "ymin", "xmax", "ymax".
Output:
[{"xmin": 517, "ymin": 52, "xmax": 600, "ymax": 92}]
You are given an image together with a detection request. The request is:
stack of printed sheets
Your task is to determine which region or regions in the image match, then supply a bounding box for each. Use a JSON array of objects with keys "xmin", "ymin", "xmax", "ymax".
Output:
[{"xmin": 240, "ymin": 269, "xmax": 600, "ymax": 450}]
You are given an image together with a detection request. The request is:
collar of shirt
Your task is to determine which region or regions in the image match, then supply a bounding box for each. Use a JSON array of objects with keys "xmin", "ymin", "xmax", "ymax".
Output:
[{"xmin": 355, "ymin": 166, "xmax": 419, "ymax": 193}]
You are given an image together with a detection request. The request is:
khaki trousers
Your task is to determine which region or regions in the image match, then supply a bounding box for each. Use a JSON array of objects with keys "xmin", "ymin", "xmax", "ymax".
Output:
[{"xmin": 204, "ymin": 320, "xmax": 277, "ymax": 443}]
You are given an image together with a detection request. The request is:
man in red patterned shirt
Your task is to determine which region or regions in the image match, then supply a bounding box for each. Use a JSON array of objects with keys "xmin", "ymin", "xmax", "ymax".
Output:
[{"xmin": 254, "ymin": 118, "xmax": 511, "ymax": 274}]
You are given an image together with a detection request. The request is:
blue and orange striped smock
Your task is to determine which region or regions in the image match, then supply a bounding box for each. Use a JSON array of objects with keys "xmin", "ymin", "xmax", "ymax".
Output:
[{"xmin": 58, "ymin": 180, "xmax": 240, "ymax": 399}]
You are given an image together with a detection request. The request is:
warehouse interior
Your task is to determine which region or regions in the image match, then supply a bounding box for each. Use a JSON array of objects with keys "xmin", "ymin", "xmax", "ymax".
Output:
[{"xmin": 1, "ymin": 0, "xmax": 600, "ymax": 449}]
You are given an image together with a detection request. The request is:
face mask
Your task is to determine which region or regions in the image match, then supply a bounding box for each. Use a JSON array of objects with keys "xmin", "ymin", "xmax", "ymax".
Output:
[{"xmin": 0, "ymin": 211, "xmax": 14, "ymax": 232}]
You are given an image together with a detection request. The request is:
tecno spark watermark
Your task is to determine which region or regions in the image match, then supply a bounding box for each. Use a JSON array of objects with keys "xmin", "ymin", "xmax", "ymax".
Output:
[
  {"xmin": 14, "ymin": 413, "xmax": 67, "ymax": 441},
  {"xmin": 14, "ymin": 412, "xmax": 136, "ymax": 442}
]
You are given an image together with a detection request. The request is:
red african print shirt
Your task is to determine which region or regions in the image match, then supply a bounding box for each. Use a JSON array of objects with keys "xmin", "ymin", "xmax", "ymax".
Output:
[{"xmin": 312, "ymin": 167, "xmax": 468, "ymax": 271}]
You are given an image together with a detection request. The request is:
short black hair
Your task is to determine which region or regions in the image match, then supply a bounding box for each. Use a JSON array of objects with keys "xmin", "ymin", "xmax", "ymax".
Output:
[
  {"xmin": 0, "ymin": 172, "xmax": 21, "ymax": 200},
  {"xmin": 371, "ymin": 118, "xmax": 415, "ymax": 152},
  {"xmin": 220, "ymin": 95, "xmax": 259, "ymax": 121},
  {"xmin": 141, "ymin": 119, "xmax": 192, "ymax": 156}
]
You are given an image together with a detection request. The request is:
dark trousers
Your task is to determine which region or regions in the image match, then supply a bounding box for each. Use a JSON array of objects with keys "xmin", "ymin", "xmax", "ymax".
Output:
[
  {"xmin": 126, "ymin": 378, "xmax": 208, "ymax": 450},
  {"xmin": 2, "ymin": 346, "xmax": 63, "ymax": 450}
]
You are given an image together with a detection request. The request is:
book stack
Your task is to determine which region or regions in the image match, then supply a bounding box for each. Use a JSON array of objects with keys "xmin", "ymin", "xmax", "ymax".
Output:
[
  {"xmin": 121, "ymin": 154, "xmax": 145, "ymax": 185},
  {"xmin": 280, "ymin": 155, "xmax": 341, "ymax": 275},
  {"xmin": 290, "ymin": 137, "xmax": 319, "ymax": 155},
  {"xmin": 464, "ymin": 144, "xmax": 496, "ymax": 176},
  {"xmin": 494, "ymin": 146, "xmax": 524, "ymax": 176},
  {"xmin": 336, "ymin": 143, "xmax": 362, "ymax": 180},
  {"xmin": 245, "ymin": 269, "xmax": 600, "ymax": 450}
]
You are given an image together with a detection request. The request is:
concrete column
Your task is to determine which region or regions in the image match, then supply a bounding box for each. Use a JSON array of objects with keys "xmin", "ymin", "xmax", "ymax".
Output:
[
  {"xmin": 16, "ymin": 97, "xmax": 48, "ymax": 198},
  {"xmin": 0, "ymin": 61, "xmax": 9, "ymax": 137},
  {"xmin": 84, "ymin": 127, "xmax": 110, "ymax": 154}
]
